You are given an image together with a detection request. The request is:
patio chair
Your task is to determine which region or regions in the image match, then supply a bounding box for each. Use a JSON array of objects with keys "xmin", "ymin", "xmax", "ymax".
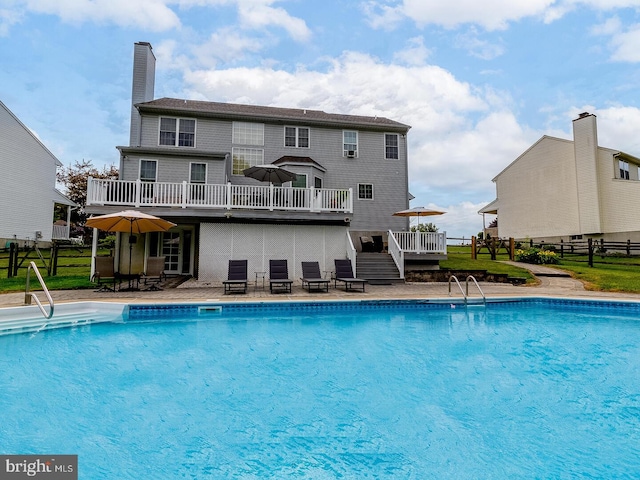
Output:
[
  {"xmin": 92, "ymin": 256, "xmax": 117, "ymax": 292},
  {"xmin": 269, "ymin": 259, "xmax": 293, "ymax": 293},
  {"xmin": 222, "ymin": 260, "xmax": 248, "ymax": 294},
  {"xmin": 372, "ymin": 235, "xmax": 384, "ymax": 253},
  {"xmin": 301, "ymin": 261, "xmax": 329, "ymax": 293},
  {"xmin": 141, "ymin": 256, "xmax": 166, "ymax": 291},
  {"xmin": 360, "ymin": 236, "xmax": 375, "ymax": 252},
  {"xmin": 334, "ymin": 258, "xmax": 366, "ymax": 292}
]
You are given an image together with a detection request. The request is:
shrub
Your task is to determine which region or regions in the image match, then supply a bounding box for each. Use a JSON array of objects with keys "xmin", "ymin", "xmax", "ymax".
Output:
[{"xmin": 515, "ymin": 247, "xmax": 559, "ymax": 265}]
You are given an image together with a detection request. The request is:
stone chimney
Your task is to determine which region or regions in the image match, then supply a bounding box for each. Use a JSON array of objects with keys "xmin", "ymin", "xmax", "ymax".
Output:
[
  {"xmin": 572, "ymin": 112, "xmax": 602, "ymax": 234},
  {"xmin": 129, "ymin": 42, "xmax": 156, "ymax": 146}
]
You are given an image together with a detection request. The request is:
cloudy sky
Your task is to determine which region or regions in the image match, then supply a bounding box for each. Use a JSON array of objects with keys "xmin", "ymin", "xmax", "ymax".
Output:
[{"xmin": 2, "ymin": 0, "xmax": 640, "ymax": 238}]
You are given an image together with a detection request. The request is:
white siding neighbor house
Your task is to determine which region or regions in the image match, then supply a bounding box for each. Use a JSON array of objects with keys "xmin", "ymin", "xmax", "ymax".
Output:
[
  {"xmin": 480, "ymin": 112, "xmax": 640, "ymax": 243},
  {"xmin": 86, "ymin": 42, "xmax": 445, "ymax": 283},
  {"xmin": 0, "ymin": 100, "xmax": 75, "ymax": 246}
]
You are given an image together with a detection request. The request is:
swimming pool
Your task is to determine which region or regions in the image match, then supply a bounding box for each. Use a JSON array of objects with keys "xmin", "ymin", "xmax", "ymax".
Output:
[{"xmin": 1, "ymin": 298, "xmax": 640, "ymax": 478}]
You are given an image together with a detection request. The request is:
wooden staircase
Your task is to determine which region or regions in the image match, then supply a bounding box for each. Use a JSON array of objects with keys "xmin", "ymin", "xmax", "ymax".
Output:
[{"xmin": 356, "ymin": 252, "xmax": 403, "ymax": 285}]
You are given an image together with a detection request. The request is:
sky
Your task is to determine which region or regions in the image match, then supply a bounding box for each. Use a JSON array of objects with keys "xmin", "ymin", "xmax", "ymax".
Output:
[{"xmin": 1, "ymin": 0, "xmax": 640, "ymax": 239}]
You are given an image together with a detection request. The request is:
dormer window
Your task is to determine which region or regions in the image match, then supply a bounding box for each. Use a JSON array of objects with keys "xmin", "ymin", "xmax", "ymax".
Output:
[{"xmin": 159, "ymin": 117, "xmax": 196, "ymax": 147}]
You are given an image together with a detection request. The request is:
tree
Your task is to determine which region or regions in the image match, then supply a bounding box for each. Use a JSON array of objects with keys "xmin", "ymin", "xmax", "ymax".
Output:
[
  {"xmin": 411, "ymin": 222, "xmax": 439, "ymax": 233},
  {"xmin": 57, "ymin": 159, "xmax": 118, "ymax": 226}
]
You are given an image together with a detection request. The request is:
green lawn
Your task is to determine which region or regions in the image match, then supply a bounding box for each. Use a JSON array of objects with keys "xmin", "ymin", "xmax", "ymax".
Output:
[{"xmin": 2, "ymin": 244, "xmax": 640, "ymax": 294}]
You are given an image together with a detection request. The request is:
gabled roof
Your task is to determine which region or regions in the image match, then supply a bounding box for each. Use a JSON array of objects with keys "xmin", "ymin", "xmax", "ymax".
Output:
[
  {"xmin": 273, "ymin": 156, "xmax": 326, "ymax": 172},
  {"xmin": 0, "ymin": 100, "xmax": 62, "ymax": 167},
  {"xmin": 54, "ymin": 188, "xmax": 77, "ymax": 207},
  {"xmin": 136, "ymin": 97, "xmax": 411, "ymax": 132}
]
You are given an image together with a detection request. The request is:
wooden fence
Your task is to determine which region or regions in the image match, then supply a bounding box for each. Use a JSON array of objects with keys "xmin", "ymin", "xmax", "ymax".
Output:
[{"xmin": 1, "ymin": 243, "xmax": 94, "ymax": 278}]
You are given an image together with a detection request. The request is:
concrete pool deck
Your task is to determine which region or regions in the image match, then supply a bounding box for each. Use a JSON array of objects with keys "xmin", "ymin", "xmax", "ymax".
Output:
[{"xmin": 3, "ymin": 262, "xmax": 640, "ymax": 308}]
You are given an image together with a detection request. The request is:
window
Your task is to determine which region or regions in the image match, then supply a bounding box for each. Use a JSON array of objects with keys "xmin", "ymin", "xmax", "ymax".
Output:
[
  {"xmin": 140, "ymin": 159, "xmax": 157, "ymax": 199},
  {"xmin": 385, "ymin": 134, "xmax": 399, "ymax": 159},
  {"xmin": 292, "ymin": 174, "xmax": 307, "ymax": 188},
  {"xmin": 159, "ymin": 117, "xmax": 196, "ymax": 147},
  {"xmin": 619, "ymin": 160, "xmax": 630, "ymax": 180},
  {"xmin": 232, "ymin": 148, "xmax": 264, "ymax": 175},
  {"xmin": 190, "ymin": 163, "xmax": 206, "ymax": 183},
  {"xmin": 285, "ymin": 126, "xmax": 310, "ymax": 148},
  {"xmin": 358, "ymin": 183, "xmax": 373, "ymax": 200},
  {"xmin": 343, "ymin": 131, "xmax": 358, "ymax": 157},
  {"xmin": 233, "ymin": 122, "xmax": 264, "ymax": 145},
  {"xmin": 314, "ymin": 177, "xmax": 323, "ymax": 189},
  {"xmin": 140, "ymin": 159, "xmax": 157, "ymax": 181}
]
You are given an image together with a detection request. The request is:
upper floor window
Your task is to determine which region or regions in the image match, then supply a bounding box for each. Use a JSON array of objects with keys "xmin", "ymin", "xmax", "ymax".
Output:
[
  {"xmin": 232, "ymin": 147, "xmax": 264, "ymax": 175},
  {"xmin": 358, "ymin": 183, "xmax": 373, "ymax": 200},
  {"xmin": 285, "ymin": 126, "xmax": 310, "ymax": 148},
  {"xmin": 233, "ymin": 122, "xmax": 264, "ymax": 146},
  {"xmin": 343, "ymin": 131, "xmax": 358, "ymax": 157},
  {"xmin": 385, "ymin": 134, "xmax": 399, "ymax": 160},
  {"xmin": 619, "ymin": 159, "xmax": 630, "ymax": 180},
  {"xmin": 140, "ymin": 159, "xmax": 157, "ymax": 181},
  {"xmin": 190, "ymin": 163, "xmax": 207, "ymax": 183},
  {"xmin": 159, "ymin": 117, "xmax": 196, "ymax": 147}
]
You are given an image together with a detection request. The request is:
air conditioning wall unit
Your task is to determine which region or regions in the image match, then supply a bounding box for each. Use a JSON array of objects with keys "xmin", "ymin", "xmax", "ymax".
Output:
[{"xmin": 346, "ymin": 150, "xmax": 356, "ymax": 158}]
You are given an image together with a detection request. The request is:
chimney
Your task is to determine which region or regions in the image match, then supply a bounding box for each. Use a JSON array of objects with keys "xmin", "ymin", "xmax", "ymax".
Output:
[
  {"xmin": 129, "ymin": 42, "xmax": 156, "ymax": 146},
  {"xmin": 572, "ymin": 112, "xmax": 602, "ymax": 234}
]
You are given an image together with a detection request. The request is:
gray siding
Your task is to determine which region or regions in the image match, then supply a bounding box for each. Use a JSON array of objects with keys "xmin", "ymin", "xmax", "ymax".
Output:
[{"xmin": 126, "ymin": 110, "xmax": 409, "ymax": 231}]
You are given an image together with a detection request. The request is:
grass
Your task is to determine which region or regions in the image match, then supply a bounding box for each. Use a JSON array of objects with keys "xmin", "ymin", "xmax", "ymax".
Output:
[{"xmin": 3, "ymin": 244, "xmax": 640, "ymax": 294}]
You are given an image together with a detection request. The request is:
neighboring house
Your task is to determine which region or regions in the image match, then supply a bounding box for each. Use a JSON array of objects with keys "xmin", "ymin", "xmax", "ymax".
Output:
[
  {"xmin": 86, "ymin": 42, "xmax": 443, "ymax": 283},
  {"xmin": 480, "ymin": 112, "xmax": 640, "ymax": 243},
  {"xmin": 0, "ymin": 100, "xmax": 76, "ymax": 247}
]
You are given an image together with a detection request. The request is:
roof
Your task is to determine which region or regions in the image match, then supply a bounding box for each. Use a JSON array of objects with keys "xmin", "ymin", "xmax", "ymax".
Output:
[
  {"xmin": 478, "ymin": 198, "xmax": 498, "ymax": 214},
  {"xmin": 273, "ymin": 156, "xmax": 326, "ymax": 172},
  {"xmin": 136, "ymin": 97, "xmax": 411, "ymax": 132},
  {"xmin": 53, "ymin": 188, "xmax": 77, "ymax": 207},
  {"xmin": 0, "ymin": 100, "xmax": 62, "ymax": 167}
]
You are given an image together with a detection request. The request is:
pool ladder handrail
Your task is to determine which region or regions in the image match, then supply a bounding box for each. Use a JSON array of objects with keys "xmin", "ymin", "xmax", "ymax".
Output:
[
  {"xmin": 25, "ymin": 261, "xmax": 55, "ymax": 319},
  {"xmin": 448, "ymin": 275, "xmax": 486, "ymax": 305}
]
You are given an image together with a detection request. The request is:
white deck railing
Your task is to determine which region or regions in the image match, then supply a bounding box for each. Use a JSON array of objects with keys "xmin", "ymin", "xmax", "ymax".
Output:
[
  {"xmin": 391, "ymin": 231, "xmax": 447, "ymax": 254},
  {"xmin": 51, "ymin": 225, "xmax": 70, "ymax": 240},
  {"xmin": 87, "ymin": 178, "xmax": 353, "ymax": 213}
]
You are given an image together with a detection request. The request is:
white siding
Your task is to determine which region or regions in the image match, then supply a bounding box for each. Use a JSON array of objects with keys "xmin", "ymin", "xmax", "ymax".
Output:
[
  {"xmin": 0, "ymin": 102, "xmax": 60, "ymax": 243},
  {"xmin": 198, "ymin": 223, "xmax": 348, "ymax": 283},
  {"xmin": 572, "ymin": 114, "xmax": 602, "ymax": 234}
]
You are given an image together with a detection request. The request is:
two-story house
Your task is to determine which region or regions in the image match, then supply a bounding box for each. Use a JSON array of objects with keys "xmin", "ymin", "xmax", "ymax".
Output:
[
  {"xmin": 480, "ymin": 112, "xmax": 640, "ymax": 243},
  {"xmin": 86, "ymin": 42, "xmax": 442, "ymax": 283},
  {"xmin": 0, "ymin": 100, "xmax": 76, "ymax": 247}
]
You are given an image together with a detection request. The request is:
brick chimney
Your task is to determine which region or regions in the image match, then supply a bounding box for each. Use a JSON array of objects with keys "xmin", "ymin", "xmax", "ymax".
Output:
[{"xmin": 129, "ymin": 42, "xmax": 156, "ymax": 146}]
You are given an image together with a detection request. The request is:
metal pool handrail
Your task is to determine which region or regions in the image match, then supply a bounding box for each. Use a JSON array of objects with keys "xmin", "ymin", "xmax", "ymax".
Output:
[
  {"xmin": 448, "ymin": 275, "xmax": 466, "ymax": 303},
  {"xmin": 24, "ymin": 261, "xmax": 54, "ymax": 319},
  {"xmin": 465, "ymin": 275, "xmax": 486, "ymax": 305}
]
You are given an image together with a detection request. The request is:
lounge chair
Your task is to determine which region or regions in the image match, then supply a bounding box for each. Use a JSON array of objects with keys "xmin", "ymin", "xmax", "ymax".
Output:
[
  {"xmin": 92, "ymin": 256, "xmax": 117, "ymax": 292},
  {"xmin": 269, "ymin": 259, "xmax": 293, "ymax": 293},
  {"xmin": 301, "ymin": 261, "xmax": 329, "ymax": 293},
  {"xmin": 334, "ymin": 259, "xmax": 366, "ymax": 292},
  {"xmin": 141, "ymin": 256, "xmax": 166, "ymax": 291},
  {"xmin": 222, "ymin": 260, "xmax": 248, "ymax": 294}
]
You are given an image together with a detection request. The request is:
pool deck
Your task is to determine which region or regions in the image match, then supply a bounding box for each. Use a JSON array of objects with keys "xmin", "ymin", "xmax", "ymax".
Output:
[{"xmin": 3, "ymin": 262, "xmax": 640, "ymax": 308}]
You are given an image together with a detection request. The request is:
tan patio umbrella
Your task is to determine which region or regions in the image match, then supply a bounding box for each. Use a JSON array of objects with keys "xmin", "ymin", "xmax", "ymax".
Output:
[
  {"xmin": 86, "ymin": 210, "xmax": 176, "ymax": 290},
  {"xmin": 393, "ymin": 206, "xmax": 446, "ymax": 227}
]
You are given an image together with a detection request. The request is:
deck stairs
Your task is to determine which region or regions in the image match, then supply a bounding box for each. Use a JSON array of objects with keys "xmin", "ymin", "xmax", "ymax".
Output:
[{"xmin": 356, "ymin": 252, "xmax": 403, "ymax": 285}]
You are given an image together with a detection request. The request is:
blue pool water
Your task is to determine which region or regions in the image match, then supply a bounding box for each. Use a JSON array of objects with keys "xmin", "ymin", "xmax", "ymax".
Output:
[{"xmin": 2, "ymin": 299, "xmax": 640, "ymax": 478}]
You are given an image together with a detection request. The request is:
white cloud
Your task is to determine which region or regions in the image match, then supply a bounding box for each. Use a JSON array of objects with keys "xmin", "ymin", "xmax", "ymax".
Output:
[
  {"xmin": 0, "ymin": 7, "xmax": 24, "ymax": 36},
  {"xmin": 365, "ymin": 0, "xmax": 640, "ymax": 31},
  {"xmin": 22, "ymin": 0, "xmax": 181, "ymax": 30},
  {"xmin": 393, "ymin": 36, "xmax": 431, "ymax": 65},
  {"xmin": 454, "ymin": 28, "xmax": 506, "ymax": 59},
  {"xmin": 236, "ymin": 0, "xmax": 312, "ymax": 42}
]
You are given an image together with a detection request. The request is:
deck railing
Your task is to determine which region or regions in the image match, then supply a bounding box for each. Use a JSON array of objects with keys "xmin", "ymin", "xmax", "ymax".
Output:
[
  {"xmin": 391, "ymin": 231, "xmax": 447, "ymax": 254},
  {"xmin": 87, "ymin": 178, "xmax": 353, "ymax": 213}
]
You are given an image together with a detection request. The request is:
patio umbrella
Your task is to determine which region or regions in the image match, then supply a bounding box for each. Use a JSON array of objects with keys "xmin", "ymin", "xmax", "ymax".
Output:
[
  {"xmin": 393, "ymin": 206, "xmax": 446, "ymax": 227},
  {"xmin": 85, "ymin": 210, "xmax": 176, "ymax": 290},
  {"xmin": 243, "ymin": 164, "xmax": 297, "ymax": 184}
]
